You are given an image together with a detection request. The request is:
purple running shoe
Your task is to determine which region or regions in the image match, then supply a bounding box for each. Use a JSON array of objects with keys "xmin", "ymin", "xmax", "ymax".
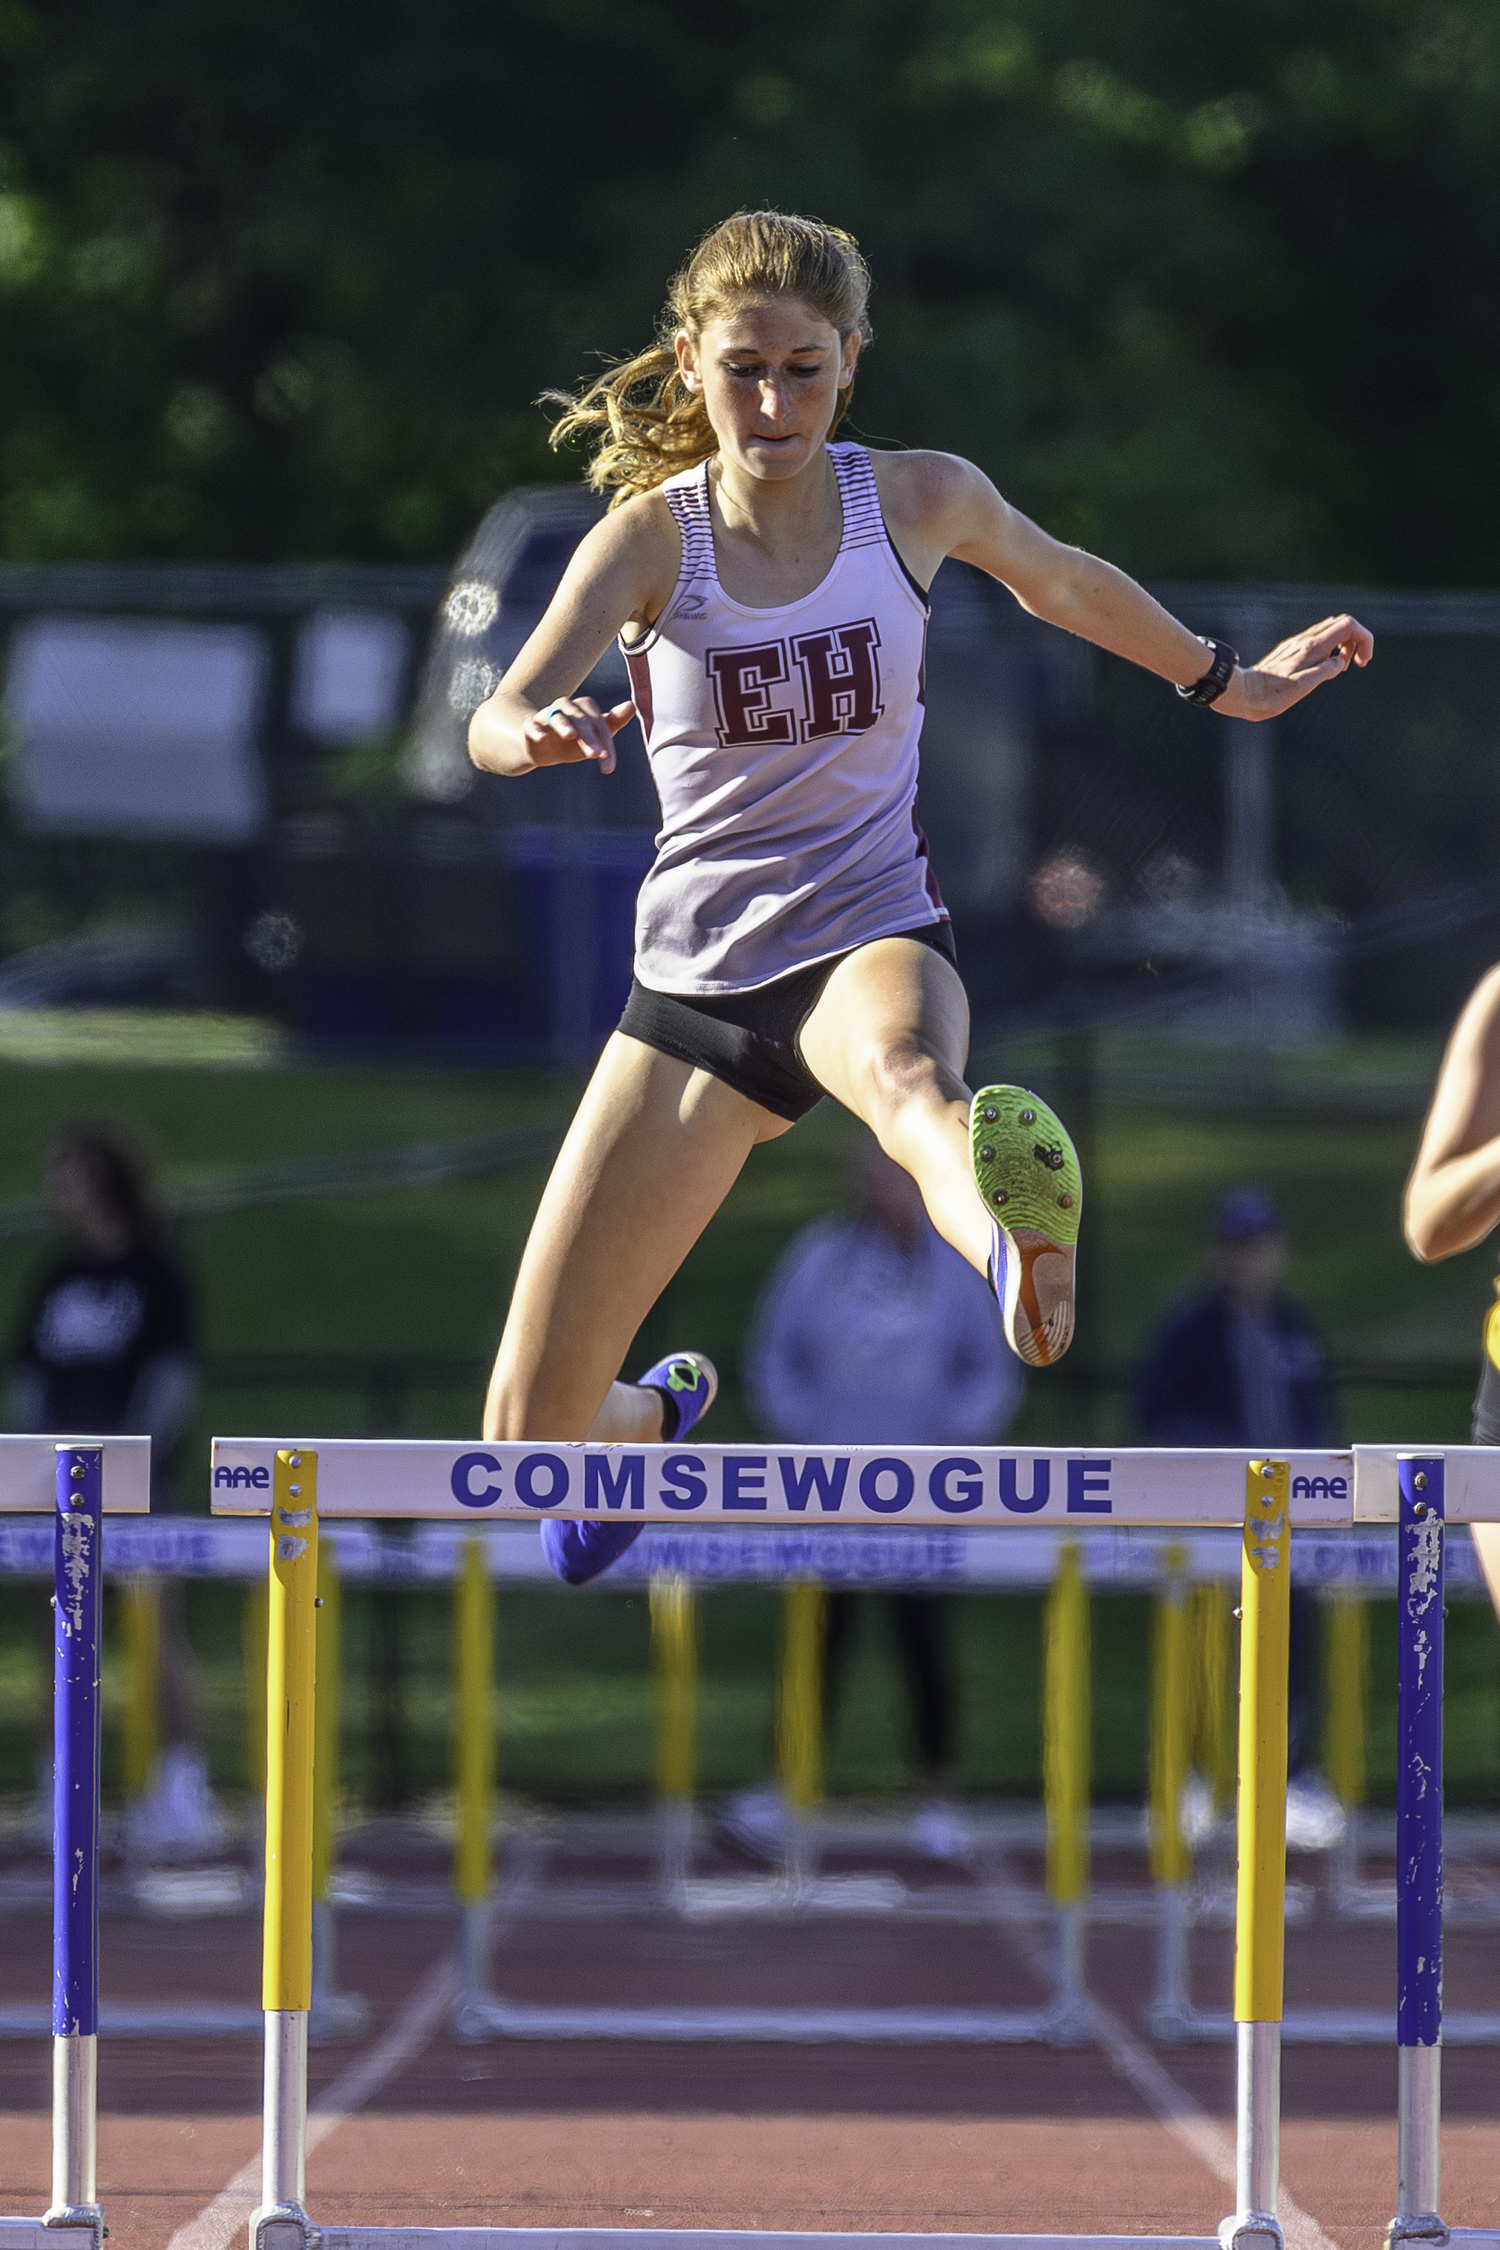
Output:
[{"xmin": 540, "ymin": 1350, "xmax": 719, "ymax": 1586}]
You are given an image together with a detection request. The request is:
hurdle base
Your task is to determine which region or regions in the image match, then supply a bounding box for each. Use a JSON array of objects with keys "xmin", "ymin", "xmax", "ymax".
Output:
[
  {"xmin": 449, "ymin": 1995, "xmax": 1073, "ymax": 2044},
  {"xmin": 1217, "ymin": 2214, "xmax": 1283, "ymax": 2250},
  {"xmin": 311, "ymin": 2230, "xmax": 1225, "ymax": 2250},
  {"xmin": 249, "ymin": 2199, "xmax": 315, "ymax": 2250},
  {"xmin": 0, "ymin": 2223, "xmax": 102, "ymax": 2250},
  {"xmin": 1147, "ymin": 2000, "xmax": 1230, "ymax": 2044},
  {"xmin": 1385, "ymin": 2216, "xmax": 1448, "ymax": 2246}
]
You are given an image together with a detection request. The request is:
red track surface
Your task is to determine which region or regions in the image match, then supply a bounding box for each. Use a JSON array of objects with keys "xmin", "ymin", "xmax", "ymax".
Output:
[{"xmin": 3, "ymin": 1839, "xmax": 1499, "ymax": 2250}]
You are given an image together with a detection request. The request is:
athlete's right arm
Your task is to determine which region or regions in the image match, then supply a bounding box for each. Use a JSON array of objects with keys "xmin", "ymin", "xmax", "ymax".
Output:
[
  {"xmin": 1404, "ymin": 965, "xmax": 1500, "ymax": 1262},
  {"xmin": 468, "ymin": 495, "xmax": 680, "ymax": 778}
]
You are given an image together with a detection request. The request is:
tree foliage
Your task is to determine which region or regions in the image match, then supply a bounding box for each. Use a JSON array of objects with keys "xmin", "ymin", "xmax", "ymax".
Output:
[{"xmin": 2, "ymin": 0, "xmax": 1498, "ymax": 578}]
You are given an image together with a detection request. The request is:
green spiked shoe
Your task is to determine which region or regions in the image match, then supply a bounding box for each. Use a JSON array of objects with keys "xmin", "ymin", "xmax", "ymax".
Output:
[{"xmin": 970, "ymin": 1086, "xmax": 1081, "ymax": 1368}]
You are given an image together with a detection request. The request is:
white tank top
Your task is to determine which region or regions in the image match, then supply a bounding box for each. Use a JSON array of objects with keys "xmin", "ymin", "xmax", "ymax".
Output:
[{"xmin": 621, "ymin": 442, "xmax": 947, "ymax": 996}]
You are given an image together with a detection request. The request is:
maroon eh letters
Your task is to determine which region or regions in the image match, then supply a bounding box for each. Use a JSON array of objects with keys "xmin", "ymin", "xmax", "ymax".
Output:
[{"xmin": 707, "ymin": 620, "xmax": 883, "ymax": 748}]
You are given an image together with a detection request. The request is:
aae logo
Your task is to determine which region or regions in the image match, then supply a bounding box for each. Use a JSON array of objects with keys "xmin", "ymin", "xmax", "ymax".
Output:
[
  {"xmin": 1291, "ymin": 1474, "xmax": 1347, "ymax": 1500},
  {"xmin": 214, "ymin": 1464, "xmax": 271, "ymax": 1490}
]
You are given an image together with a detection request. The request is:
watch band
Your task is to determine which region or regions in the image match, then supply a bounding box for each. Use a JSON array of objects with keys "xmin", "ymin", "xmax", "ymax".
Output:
[{"xmin": 1175, "ymin": 638, "xmax": 1239, "ymax": 707}]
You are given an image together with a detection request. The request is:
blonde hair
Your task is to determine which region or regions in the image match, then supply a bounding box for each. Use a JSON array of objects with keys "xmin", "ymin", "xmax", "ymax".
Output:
[{"xmin": 546, "ymin": 210, "xmax": 873, "ymax": 507}]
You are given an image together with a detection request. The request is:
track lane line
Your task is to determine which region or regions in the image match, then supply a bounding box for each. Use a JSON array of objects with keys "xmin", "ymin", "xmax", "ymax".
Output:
[
  {"xmin": 165, "ymin": 1953, "xmax": 457, "ymax": 2250},
  {"xmin": 998, "ymin": 1894, "xmax": 1340, "ymax": 2250},
  {"xmin": 1086, "ymin": 1993, "xmax": 1340, "ymax": 2250}
]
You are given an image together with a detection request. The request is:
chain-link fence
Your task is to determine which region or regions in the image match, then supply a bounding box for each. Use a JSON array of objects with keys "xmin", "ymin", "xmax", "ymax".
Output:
[{"xmin": 3, "ymin": 521, "xmax": 1499, "ymax": 1059}]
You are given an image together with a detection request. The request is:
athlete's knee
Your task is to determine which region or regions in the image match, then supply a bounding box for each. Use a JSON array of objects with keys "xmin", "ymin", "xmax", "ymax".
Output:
[{"xmin": 860, "ymin": 1036, "xmax": 959, "ymax": 1123}]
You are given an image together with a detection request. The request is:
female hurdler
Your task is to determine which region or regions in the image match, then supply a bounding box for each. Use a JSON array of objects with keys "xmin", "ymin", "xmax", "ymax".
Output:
[{"xmin": 469, "ymin": 210, "xmax": 1371, "ymax": 1583}]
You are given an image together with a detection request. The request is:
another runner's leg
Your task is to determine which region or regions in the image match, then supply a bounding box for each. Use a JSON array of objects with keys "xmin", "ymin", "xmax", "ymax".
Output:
[{"xmin": 797, "ymin": 934, "xmax": 1079, "ymax": 1366}]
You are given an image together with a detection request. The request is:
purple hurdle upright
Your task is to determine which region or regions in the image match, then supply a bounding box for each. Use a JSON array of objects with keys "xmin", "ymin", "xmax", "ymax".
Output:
[
  {"xmin": 1390, "ymin": 1453, "xmax": 1444, "ymax": 2244},
  {"xmin": 1385, "ymin": 1453, "xmax": 1500, "ymax": 2250},
  {"xmin": 0, "ymin": 1443, "xmax": 107, "ymax": 2250},
  {"xmin": 51, "ymin": 1444, "xmax": 104, "ymax": 2238}
]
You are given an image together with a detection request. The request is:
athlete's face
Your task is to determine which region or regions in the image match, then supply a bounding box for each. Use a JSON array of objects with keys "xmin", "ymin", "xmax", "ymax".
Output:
[{"xmin": 676, "ymin": 295, "xmax": 860, "ymax": 482}]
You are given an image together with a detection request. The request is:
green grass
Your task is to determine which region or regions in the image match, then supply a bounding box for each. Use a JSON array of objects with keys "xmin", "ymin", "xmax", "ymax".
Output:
[
  {"xmin": 5, "ymin": 1575, "xmax": 1489, "ymax": 1813},
  {"xmin": 0, "ymin": 1037, "xmax": 1496, "ymax": 1808}
]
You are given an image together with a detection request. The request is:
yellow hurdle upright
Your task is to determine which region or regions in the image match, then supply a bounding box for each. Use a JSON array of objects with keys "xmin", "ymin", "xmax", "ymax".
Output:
[
  {"xmin": 454, "ymin": 1537, "xmax": 495, "ymax": 1907},
  {"xmin": 1043, "ymin": 1542, "xmax": 1090, "ymax": 1908},
  {"xmin": 650, "ymin": 1574, "xmax": 696, "ymax": 1801},
  {"xmin": 651, "ymin": 1573, "xmax": 696, "ymax": 1895},
  {"xmin": 263, "ymin": 1449, "xmax": 318, "ymax": 2016},
  {"xmin": 307, "ymin": 1539, "xmax": 369, "ymax": 2037},
  {"xmin": 453, "ymin": 1535, "xmax": 501, "ymax": 2027},
  {"xmin": 1149, "ymin": 1549, "xmax": 1192, "ymax": 1893},
  {"xmin": 1324, "ymin": 1590, "xmax": 1367, "ymax": 1900},
  {"xmin": 119, "ymin": 1580, "xmax": 161, "ymax": 1801},
  {"xmin": 1190, "ymin": 1579, "xmax": 1237, "ymax": 1819},
  {"xmin": 1042, "ymin": 1541, "xmax": 1092, "ymax": 2040},
  {"xmin": 254, "ymin": 1447, "xmax": 319, "ymax": 2240},
  {"xmin": 776, "ymin": 1583, "xmax": 825, "ymax": 1814},
  {"xmin": 776, "ymin": 1583, "xmax": 825, "ymax": 1896},
  {"xmin": 1227, "ymin": 1457, "xmax": 1290, "ymax": 2249},
  {"xmin": 1146, "ymin": 1548, "xmax": 1197, "ymax": 2040},
  {"xmin": 1323, "ymin": 1592, "xmax": 1367, "ymax": 1812}
]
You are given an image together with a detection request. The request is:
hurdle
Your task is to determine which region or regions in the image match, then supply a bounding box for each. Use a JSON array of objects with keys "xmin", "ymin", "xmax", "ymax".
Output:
[
  {"xmin": 1378, "ymin": 1453, "xmax": 1500, "ymax": 2247},
  {"xmin": 1144, "ymin": 1518, "xmax": 1500, "ymax": 2049},
  {"xmin": 216, "ymin": 1434, "xmax": 1394, "ymax": 2250},
  {"xmin": 453, "ymin": 1523, "xmax": 1125, "ymax": 2044},
  {"xmin": 0, "ymin": 1436, "xmax": 150, "ymax": 2250}
]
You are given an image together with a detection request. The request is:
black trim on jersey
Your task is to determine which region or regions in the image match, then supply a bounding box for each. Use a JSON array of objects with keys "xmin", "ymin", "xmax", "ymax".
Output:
[{"xmin": 882, "ymin": 528, "xmax": 932, "ymax": 612}]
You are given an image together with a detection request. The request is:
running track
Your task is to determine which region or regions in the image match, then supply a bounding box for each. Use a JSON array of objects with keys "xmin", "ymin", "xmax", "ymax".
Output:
[{"xmin": 2, "ymin": 1841, "xmax": 1498, "ymax": 2250}]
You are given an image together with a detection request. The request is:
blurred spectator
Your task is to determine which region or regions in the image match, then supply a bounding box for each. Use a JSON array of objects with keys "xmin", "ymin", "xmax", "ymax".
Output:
[
  {"xmin": 12, "ymin": 1124, "xmax": 221, "ymax": 1857},
  {"xmin": 734, "ymin": 1140, "xmax": 1023, "ymax": 1862},
  {"xmin": 1133, "ymin": 1185, "xmax": 1341, "ymax": 1848}
]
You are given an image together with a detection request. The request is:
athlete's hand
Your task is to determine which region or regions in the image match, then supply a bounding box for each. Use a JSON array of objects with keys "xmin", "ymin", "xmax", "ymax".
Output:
[
  {"xmin": 1215, "ymin": 614, "xmax": 1373, "ymax": 723},
  {"xmin": 523, "ymin": 696, "xmax": 635, "ymax": 776}
]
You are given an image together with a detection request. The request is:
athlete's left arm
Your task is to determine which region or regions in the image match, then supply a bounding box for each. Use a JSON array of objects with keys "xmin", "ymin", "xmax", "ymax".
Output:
[{"xmin": 874, "ymin": 452, "xmax": 1372, "ymax": 721}]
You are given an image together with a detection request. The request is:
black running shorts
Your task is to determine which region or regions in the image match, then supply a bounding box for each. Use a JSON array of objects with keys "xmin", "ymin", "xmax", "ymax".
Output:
[{"xmin": 617, "ymin": 920, "xmax": 958, "ymax": 1123}]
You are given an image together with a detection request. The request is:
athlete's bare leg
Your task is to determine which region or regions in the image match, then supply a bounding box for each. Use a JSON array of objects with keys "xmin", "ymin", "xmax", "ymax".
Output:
[
  {"xmin": 797, "ymin": 935, "xmax": 992, "ymax": 1275},
  {"xmin": 484, "ymin": 1032, "xmax": 790, "ymax": 1442}
]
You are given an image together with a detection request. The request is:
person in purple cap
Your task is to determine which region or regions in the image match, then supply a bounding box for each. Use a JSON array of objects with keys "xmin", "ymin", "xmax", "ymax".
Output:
[
  {"xmin": 1134, "ymin": 1186, "xmax": 1342, "ymax": 1844},
  {"xmin": 1134, "ymin": 1189, "xmax": 1332, "ymax": 1456}
]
